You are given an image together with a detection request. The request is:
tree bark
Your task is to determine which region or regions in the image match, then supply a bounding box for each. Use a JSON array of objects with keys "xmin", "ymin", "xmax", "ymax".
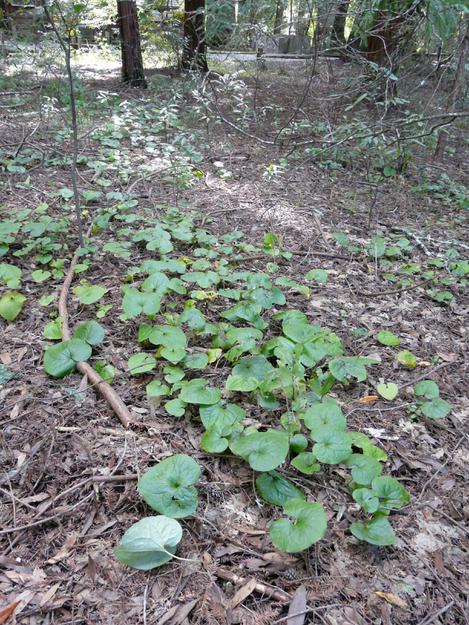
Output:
[
  {"xmin": 330, "ymin": 0, "xmax": 350, "ymax": 45},
  {"xmin": 182, "ymin": 0, "xmax": 208, "ymax": 72},
  {"xmin": 434, "ymin": 19, "xmax": 469, "ymax": 160},
  {"xmin": 367, "ymin": 10, "xmax": 393, "ymax": 67},
  {"xmin": 273, "ymin": 0, "xmax": 286, "ymax": 35},
  {"xmin": 117, "ymin": 0, "xmax": 146, "ymax": 87}
]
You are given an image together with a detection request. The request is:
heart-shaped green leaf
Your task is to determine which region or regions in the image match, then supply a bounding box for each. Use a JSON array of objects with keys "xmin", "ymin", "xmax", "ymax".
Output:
[
  {"xmin": 141, "ymin": 272, "xmax": 170, "ymax": 294},
  {"xmin": 146, "ymin": 379, "xmax": 170, "ymax": 398},
  {"xmin": 0, "ymin": 263, "xmax": 22, "ymax": 289},
  {"xmin": 226, "ymin": 374, "xmax": 259, "ymax": 392},
  {"xmin": 115, "ymin": 516, "xmax": 182, "ymax": 570},
  {"xmin": 312, "ymin": 427, "xmax": 352, "ymax": 464},
  {"xmin": 230, "ymin": 429, "xmax": 289, "ymax": 472},
  {"xmin": 128, "ymin": 352, "xmax": 157, "ymax": 375},
  {"xmin": 377, "ymin": 382, "xmax": 399, "ymax": 401},
  {"xmin": 289, "ymin": 434, "xmax": 308, "ymax": 453},
  {"xmin": 43, "ymin": 318, "xmax": 63, "ymax": 340},
  {"xmin": 256, "ymin": 471, "xmax": 305, "ymax": 506},
  {"xmin": 122, "ymin": 287, "xmax": 161, "ymax": 318},
  {"xmin": 282, "ymin": 320, "xmax": 318, "ymax": 344},
  {"xmin": 199, "ymin": 402, "xmax": 245, "ymax": 430},
  {"xmin": 329, "ymin": 356, "xmax": 375, "ymax": 382},
  {"xmin": 376, "ymin": 330, "xmax": 400, "ymax": 346},
  {"xmin": 148, "ymin": 325, "xmax": 187, "ymax": 349},
  {"xmin": 179, "ymin": 378, "xmax": 221, "ymax": 405},
  {"xmin": 345, "ymin": 454, "xmax": 383, "ymax": 485},
  {"xmin": 420, "ymin": 398, "xmax": 451, "ymax": 419},
  {"xmin": 396, "ymin": 350, "xmax": 417, "ymax": 368},
  {"xmin": 414, "ymin": 380, "xmax": 439, "ymax": 399},
  {"xmin": 303, "ymin": 399, "xmax": 346, "ymax": 432},
  {"xmin": 73, "ymin": 320, "xmax": 105, "ymax": 346},
  {"xmin": 352, "ymin": 488, "xmax": 379, "ymax": 513},
  {"xmin": 138, "ymin": 454, "xmax": 201, "ymax": 518},
  {"xmin": 371, "ymin": 476, "xmax": 410, "ymax": 510},
  {"xmin": 160, "ymin": 345, "xmax": 186, "ymax": 364},
  {"xmin": 31, "ymin": 269, "xmax": 51, "ymax": 283},
  {"xmin": 44, "ymin": 338, "xmax": 92, "ymax": 378},
  {"xmin": 305, "ymin": 269, "xmax": 328, "ymax": 284},
  {"xmin": 270, "ymin": 499, "xmax": 327, "ymax": 553},
  {"xmin": 94, "ymin": 359, "xmax": 115, "ymax": 384},
  {"xmin": 232, "ymin": 355, "xmax": 274, "ymax": 382},
  {"xmin": 74, "ymin": 282, "xmax": 108, "ymax": 305},
  {"xmin": 183, "ymin": 352, "xmax": 209, "ymax": 370},
  {"xmin": 291, "ymin": 452, "xmax": 321, "ymax": 475},
  {"xmin": 350, "ymin": 516, "xmax": 396, "ymax": 546},
  {"xmin": 164, "ymin": 398, "xmax": 186, "ymax": 417},
  {"xmin": 0, "ymin": 291, "xmax": 26, "ymax": 321}
]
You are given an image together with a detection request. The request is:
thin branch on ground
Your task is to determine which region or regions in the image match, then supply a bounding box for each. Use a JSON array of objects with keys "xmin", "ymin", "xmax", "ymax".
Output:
[{"xmin": 214, "ymin": 567, "xmax": 291, "ymax": 603}]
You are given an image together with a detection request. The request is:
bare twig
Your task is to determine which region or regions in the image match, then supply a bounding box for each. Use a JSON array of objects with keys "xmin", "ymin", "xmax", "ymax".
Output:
[
  {"xmin": 0, "ymin": 492, "xmax": 94, "ymax": 535},
  {"xmin": 399, "ymin": 361, "xmax": 458, "ymax": 391},
  {"xmin": 417, "ymin": 601, "xmax": 454, "ymax": 625},
  {"xmin": 272, "ymin": 604, "xmax": 343, "ymax": 624},
  {"xmin": 215, "ymin": 567, "xmax": 291, "ymax": 603}
]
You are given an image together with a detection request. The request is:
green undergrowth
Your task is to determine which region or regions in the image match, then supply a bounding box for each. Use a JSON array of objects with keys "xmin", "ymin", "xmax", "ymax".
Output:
[{"xmin": 1, "ymin": 202, "xmax": 458, "ymax": 562}]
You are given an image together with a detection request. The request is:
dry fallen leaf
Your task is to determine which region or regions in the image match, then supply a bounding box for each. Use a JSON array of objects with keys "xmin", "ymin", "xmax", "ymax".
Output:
[
  {"xmin": 228, "ymin": 578, "xmax": 258, "ymax": 609},
  {"xmin": 157, "ymin": 599, "xmax": 199, "ymax": 625},
  {"xmin": 358, "ymin": 395, "xmax": 379, "ymax": 404},
  {"xmin": 0, "ymin": 352, "xmax": 12, "ymax": 365},
  {"xmin": 232, "ymin": 523, "xmax": 267, "ymax": 536},
  {"xmin": 0, "ymin": 601, "xmax": 20, "ymax": 625},
  {"xmin": 46, "ymin": 532, "xmax": 78, "ymax": 564},
  {"xmin": 287, "ymin": 585, "xmax": 307, "ymax": 625},
  {"xmin": 39, "ymin": 582, "xmax": 61, "ymax": 608},
  {"xmin": 374, "ymin": 592, "xmax": 407, "ymax": 609}
]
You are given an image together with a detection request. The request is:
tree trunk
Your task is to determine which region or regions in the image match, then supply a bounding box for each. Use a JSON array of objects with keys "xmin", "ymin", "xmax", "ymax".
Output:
[
  {"xmin": 116, "ymin": 0, "xmax": 146, "ymax": 87},
  {"xmin": 434, "ymin": 18, "xmax": 469, "ymax": 160},
  {"xmin": 296, "ymin": 0, "xmax": 310, "ymax": 38},
  {"xmin": 182, "ymin": 0, "xmax": 208, "ymax": 72},
  {"xmin": 330, "ymin": 0, "xmax": 349, "ymax": 45},
  {"xmin": 273, "ymin": 0, "xmax": 286, "ymax": 35},
  {"xmin": 367, "ymin": 10, "xmax": 392, "ymax": 66}
]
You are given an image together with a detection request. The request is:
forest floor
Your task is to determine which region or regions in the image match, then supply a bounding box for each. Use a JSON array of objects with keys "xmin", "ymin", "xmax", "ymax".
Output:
[{"xmin": 0, "ymin": 50, "xmax": 468, "ymax": 625}]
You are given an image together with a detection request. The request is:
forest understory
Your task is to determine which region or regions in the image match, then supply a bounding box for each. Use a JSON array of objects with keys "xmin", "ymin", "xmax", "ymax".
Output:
[{"xmin": 0, "ymin": 54, "xmax": 468, "ymax": 625}]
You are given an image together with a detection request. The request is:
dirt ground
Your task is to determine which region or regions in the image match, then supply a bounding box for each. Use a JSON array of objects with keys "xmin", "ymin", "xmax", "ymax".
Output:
[{"xmin": 0, "ymin": 56, "xmax": 468, "ymax": 625}]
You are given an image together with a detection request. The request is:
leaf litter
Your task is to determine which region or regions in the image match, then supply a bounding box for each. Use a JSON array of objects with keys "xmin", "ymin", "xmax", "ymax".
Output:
[{"xmin": 0, "ymin": 66, "xmax": 468, "ymax": 625}]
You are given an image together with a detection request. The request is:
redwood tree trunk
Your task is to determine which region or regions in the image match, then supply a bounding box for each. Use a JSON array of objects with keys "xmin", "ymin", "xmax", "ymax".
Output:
[
  {"xmin": 434, "ymin": 18, "xmax": 469, "ymax": 160},
  {"xmin": 273, "ymin": 0, "xmax": 286, "ymax": 35},
  {"xmin": 182, "ymin": 0, "xmax": 208, "ymax": 72},
  {"xmin": 117, "ymin": 0, "xmax": 146, "ymax": 87},
  {"xmin": 367, "ymin": 10, "xmax": 392, "ymax": 66},
  {"xmin": 330, "ymin": 0, "xmax": 350, "ymax": 45}
]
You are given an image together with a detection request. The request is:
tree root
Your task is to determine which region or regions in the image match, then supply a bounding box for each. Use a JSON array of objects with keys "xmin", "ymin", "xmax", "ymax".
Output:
[{"xmin": 57, "ymin": 237, "xmax": 132, "ymax": 428}]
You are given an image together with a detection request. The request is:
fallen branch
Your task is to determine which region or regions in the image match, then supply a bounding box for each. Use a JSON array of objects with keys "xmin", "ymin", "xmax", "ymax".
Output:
[
  {"xmin": 215, "ymin": 567, "xmax": 291, "ymax": 604},
  {"xmin": 58, "ymin": 234, "xmax": 132, "ymax": 428}
]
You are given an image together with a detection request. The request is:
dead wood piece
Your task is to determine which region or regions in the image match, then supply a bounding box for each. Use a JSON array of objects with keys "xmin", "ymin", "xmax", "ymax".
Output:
[
  {"xmin": 57, "ymin": 233, "xmax": 132, "ymax": 428},
  {"xmin": 215, "ymin": 567, "xmax": 291, "ymax": 604}
]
